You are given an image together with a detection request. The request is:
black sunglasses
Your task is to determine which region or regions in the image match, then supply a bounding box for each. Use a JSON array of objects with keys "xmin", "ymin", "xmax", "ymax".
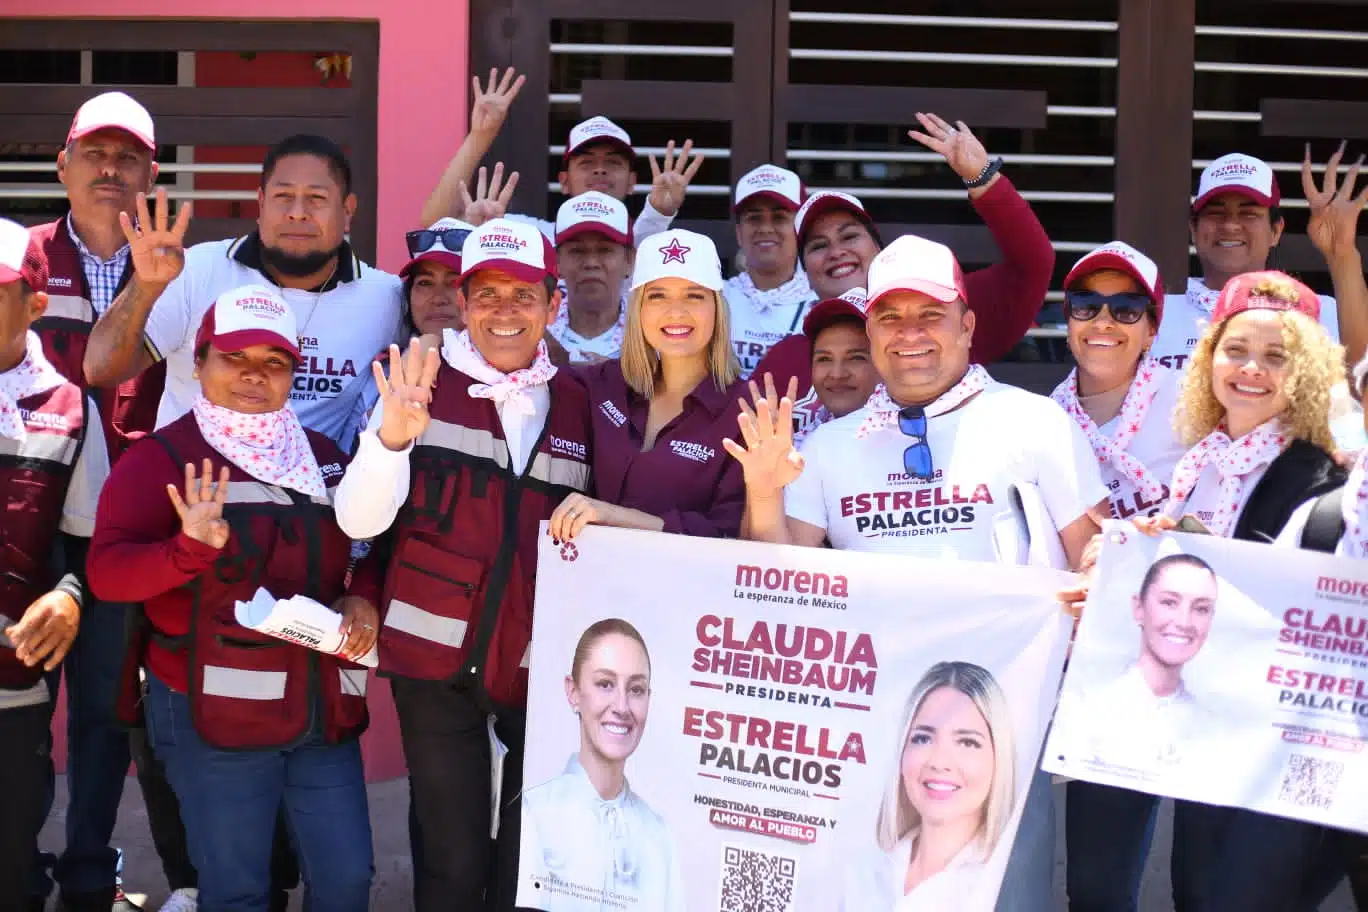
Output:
[
  {"xmin": 899, "ymin": 406, "xmax": 933, "ymax": 481},
  {"xmin": 406, "ymin": 227, "xmax": 472, "ymax": 258},
  {"xmin": 1064, "ymin": 291, "xmax": 1154, "ymax": 326}
]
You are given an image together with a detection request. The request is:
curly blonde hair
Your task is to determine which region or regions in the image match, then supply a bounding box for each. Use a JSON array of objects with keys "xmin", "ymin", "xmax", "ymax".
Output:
[{"xmin": 1175, "ymin": 283, "xmax": 1344, "ymax": 450}]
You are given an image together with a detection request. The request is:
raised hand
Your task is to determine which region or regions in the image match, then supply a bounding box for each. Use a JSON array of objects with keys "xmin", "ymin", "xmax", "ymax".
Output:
[
  {"xmin": 722, "ymin": 373, "xmax": 805, "ymax": 496},
  {"xmin": 459, "ymin": 163, "xmax": 520, "ymax": 227},
  {"xmin": 648, "ymin": 140, "xmax": 705, "ymax": 217},
  {"xmin": 908, "ymin": 113, "xmax": 993, "ymax": 186},
  {"xmin": 119, "ymin": 187, "xmax": 192, "ymax": 289},
  {"xmin": 470, "ymin": 67, "xmax": 526, "ymax": 137},
  {"xmin": 375, "ymin": 338, "xmax": 441, "ymax": 451},
  {"xmin": 167, "ymin": 459, "xmax": 231, "ymax": 549},
  {"xmin": 1303, "ymin": 141, "xmax": 1368, "ymax": 266}
]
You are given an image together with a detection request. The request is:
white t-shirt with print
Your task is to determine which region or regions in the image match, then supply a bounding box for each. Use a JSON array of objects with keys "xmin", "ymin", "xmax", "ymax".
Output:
[
  {"xmin": 143, "ymin": 237, "xmax": 405, "ymax": 446},
  {"xmin": 1096, "ymin": 369, "xmax": 1187, "ymax": 520},
  {"xmin": 724, "ymin": 269, "xmax": 816, "ymax": 379},
  {"xmin": 785, "ymin": 381, "xmax": 1108, "ymax": 560}
]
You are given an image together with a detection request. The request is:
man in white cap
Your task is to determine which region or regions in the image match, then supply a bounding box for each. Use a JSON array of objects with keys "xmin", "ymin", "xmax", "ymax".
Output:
[
  {"xmin": 548, "ymin": 191, "xmax": 634, "ymax": 364},
  {"xmin": 334, "ymin": 218, "xmax": 593, "ymax": 912},
  {"xmin": 726, "ymin": 233, "xmax": 1109, "ymax": 912},
  {"xmin": 724, "ymin": 164, "xmax": 815, "ymax": 378}
]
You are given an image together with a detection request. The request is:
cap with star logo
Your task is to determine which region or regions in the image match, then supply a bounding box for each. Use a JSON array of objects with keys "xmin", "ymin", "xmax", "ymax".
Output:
[{"xmin": 630, "ymin": 229, "xmax": 724, "ymax": 292}]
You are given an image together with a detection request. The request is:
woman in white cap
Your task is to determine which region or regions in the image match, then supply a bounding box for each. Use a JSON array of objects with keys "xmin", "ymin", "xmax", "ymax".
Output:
[
  {"xmin": 87, "ymin": 284, "xmax": 379, "ymax": 912},
  {"xmin": 548, "ymin": 228, "xmax": 747, "ymax": 541}
]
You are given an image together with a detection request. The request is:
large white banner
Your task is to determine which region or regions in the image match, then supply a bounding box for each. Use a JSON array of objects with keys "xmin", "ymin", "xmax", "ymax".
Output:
[
  {"xmin": 516, "ymin": 526, "xmax": 1072, "ymax": 912},
  {"xmin": 1046, "ymin": 521, "xmax": 1368, "ymax": 833}
]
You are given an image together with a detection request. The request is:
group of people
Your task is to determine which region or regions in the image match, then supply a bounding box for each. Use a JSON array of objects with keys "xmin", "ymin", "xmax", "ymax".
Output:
[{"xmin": 1, "ymin": 62, "xmax": 1367, "ymax": 912}]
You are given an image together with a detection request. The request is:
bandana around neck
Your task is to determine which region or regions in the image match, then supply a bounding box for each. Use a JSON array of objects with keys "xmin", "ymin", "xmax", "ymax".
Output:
[
  {"xmin": 855, "ymin": 364, "xmax": 990, "ymax": 439},
  {"xmin": 191, "ymin": 395, "xmax": 325, "ymax": 497},
  {"xmin": 443, "ymin": 328, "xmax": 558, "ymax": 416},
  {"xmin": 729, "ymin": 268, "xmax": 814, "ymax": 315},
  {"xmin": 1341, "ymin": 451, "xmax": 1368, "ymax": 559},
  {"xmin": 1051, "ymin": 359, "xmax": 1167, "ymax": 507},
  {"xmin": 1187, "ymin": 277, "xmax": 1220, "ymax": 316},
  {"xmin": 1165, "ymin": 417, "xmax": 1288, "ymax": 537},
  {"xmin": 0, "ymin": 332, "xmax": 70, "ymax": 441},
  {"xmin": 547, "ymin": 296, "xmax": 627, "ymax": 358}
]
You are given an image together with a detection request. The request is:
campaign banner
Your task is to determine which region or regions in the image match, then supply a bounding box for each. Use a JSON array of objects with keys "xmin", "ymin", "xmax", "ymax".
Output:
[
  {"xmin": 516, "ymin": 526, "xmax": 1072, "ymax": 912},
  {"xmin": 1045, "ymin": 521, "xmax": 1368, "ymax": 833}
]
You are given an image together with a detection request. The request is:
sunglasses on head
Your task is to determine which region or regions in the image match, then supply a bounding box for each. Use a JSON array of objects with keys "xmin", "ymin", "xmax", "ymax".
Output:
[
  {"xmin": 1064, "ymin": 291, "xmax": 1154, "ymax": 326},
  {"xmin": 899, "ymin": 406, "xmax": 934, "ymax": 481},
  {"xmin": 406, "ymin": 227, "xmax": 472, "ymax": 258}
]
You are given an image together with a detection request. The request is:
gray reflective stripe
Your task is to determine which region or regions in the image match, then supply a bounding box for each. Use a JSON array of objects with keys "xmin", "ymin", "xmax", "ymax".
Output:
[
  {"xmin": 225, "ymin": 481, "xmax": 330, "ymax": 507},
  {"xmin": 384, "ymin": 598, "xmax": 468, "ymax": 647},
  {"xmin": 339, "ymin": 667, "xmax": 369, "ymax": 697},
  {"xmin": 418, "ymin": 419, "xmax": 508, "ymax": 469},
  {"xmin": 62, "ymin": 514, "xmax": 95, "ymax": 537},
  {"xmin": 0, "ymin": 432, "xmax": 80, "ymax": 464},
  {"xmin": 42, "ymin": 294, "xmax": 94, "ymax": 322},
  {"xmin": 528, "ymin": 452, "xmax": 589, "ymax": 491},
  {"xmin": 201, "ymin": 666, "xmax": 288, "ymax": 701}
]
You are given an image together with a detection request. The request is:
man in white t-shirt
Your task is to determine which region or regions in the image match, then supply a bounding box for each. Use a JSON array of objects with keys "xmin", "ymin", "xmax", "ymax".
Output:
[
  {"xmin": 726, "ymin": 233, "xmax": 1107, "ymax": 912},
  {"xmin": 84, "ymin": 134, "xmax": 404, "ymax": 448},
  {"xmin": 547, "ymin": 191, "xmax": 632, "ymax": 364},
  {"xmin": 724, "ymin": 164, "xmax": 815, "ymax": 377}
]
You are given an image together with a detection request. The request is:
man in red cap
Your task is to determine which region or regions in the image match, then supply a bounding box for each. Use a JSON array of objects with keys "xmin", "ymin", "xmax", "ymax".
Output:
[{"xmin": 335, "ymin": 218, "xmax": 593, "ymax": 912}]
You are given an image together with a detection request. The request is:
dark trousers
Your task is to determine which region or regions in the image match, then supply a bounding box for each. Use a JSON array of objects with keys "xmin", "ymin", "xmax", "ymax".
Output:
[
  {"xmin": 391, "ymin": 677, "xmax": 526, "ymax": 912},
  {"xmin": 1065, "ymin": 781, "xmax": 1161, "ymax": 911},
  {"xmin": 1, "ymin": 702, "xmax": 53, "ymax": 904}
]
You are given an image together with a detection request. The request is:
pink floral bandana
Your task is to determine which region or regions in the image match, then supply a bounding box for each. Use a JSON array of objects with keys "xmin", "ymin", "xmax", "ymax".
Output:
[
  {"xmin": 444, "ymin": 328, "xmax": 558, "ymax": 417},
  {"xmin": 191, "ymin": 395, "xmax": 325, "ymax": 497},
  {"xmin": 1341, "ymin": 451, "xmax": 1368, "ymax": 559},
  {"xmin": 855, "ymin": 364, "xmax": 989, "ymax": 439},
  {"xmin": 1165, "ymin": 418, "xmax": 1288, "ymax": 537},
  {"xmin": 0, "ymin": 332, "xmax": 68, "ymax": 441},
  {"xmin": 1051, "ymin": 359, "xmax": 1167, "ymax": 506},
  {"xmin": 1187, "ymin": 277, "xmax": 1220, "ymax": 316}
]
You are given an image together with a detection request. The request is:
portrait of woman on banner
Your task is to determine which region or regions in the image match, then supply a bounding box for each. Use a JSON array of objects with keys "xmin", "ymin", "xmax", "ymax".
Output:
[
  {"xmin": 517, "ymin": 618, "xmax": 685, "ymax": 912},
  {"xmin": 839, "ymin": 661, "xmax": 1018, "ymax": 912}
]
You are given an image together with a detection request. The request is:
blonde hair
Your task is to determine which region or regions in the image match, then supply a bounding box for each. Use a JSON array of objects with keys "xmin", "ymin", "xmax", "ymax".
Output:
[
  {"xmin": 619, "ymin": 283, "xmax": 741, "ymax": 399},
  {"xmin": 1175, "ymin": 286, "xmax": 1344, "ymax": 450},
  {"xmin": 874, "ymin": 662, "xmax": 1017, "ymax": 857}
]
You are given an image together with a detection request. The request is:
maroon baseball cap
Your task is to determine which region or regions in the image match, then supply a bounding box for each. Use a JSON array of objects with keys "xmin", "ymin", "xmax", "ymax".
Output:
[
  {"xmin": 0, "ymin": 219, "xmax": 48, "ymax": 292},
  {"xmin": 802, "ymin": 287, "xmax": 869, "ymax": 341},
  {"xmin": 794, "ymin": 190, "xmax": 880, "ymax": 250}
]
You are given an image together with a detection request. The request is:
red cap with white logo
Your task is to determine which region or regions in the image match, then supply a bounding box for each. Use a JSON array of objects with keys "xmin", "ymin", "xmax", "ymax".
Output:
[
  {"xmin": 1211, "ymin": 270, "xmax": 1320, "ymax": 324},
  {"xmin": 1064, "ymin": 241, "xmax": 1165, "ymax": 325},
  {"xmin": 866, "ymin": 235, "xmax": 966, "ymax": 307},
  {"xmin": 459, "ymin": 219, "xmax": 558, "ymax": 284},
  {"xmin": 0, "ymin": 218, "xmax": 48, "ymax": 292},
  {"xmin": 195, "ymin": 284, "xmax": 301, "ymax": 361},
  {"xmin": 734, "ymin": 164, "xmax": 805, "ymax": 213},
  {"xmin": 1193, "ymin": 153, "xmax": 1280, "ymax": 212},
  {"xmin": 555, "ymin": 191, "xmax": 631, "ymax": 246},
  {"xmin": 802, "ymin": 287, "xmax": 869, "ymax": 341},
  {"xmin": 67, "ymin": 91, "xmax": 156, "ymax": 151},
  {"xmin": 795, "ymin": 190, "xmax": 878, "ymax": 249},
  {"xmin": 631, "ymin": 229, "xmax": 724, "ymax": 292},
  {"xmin": 565, "ymin": 116, "xmax": 634, "ymax": 161}
]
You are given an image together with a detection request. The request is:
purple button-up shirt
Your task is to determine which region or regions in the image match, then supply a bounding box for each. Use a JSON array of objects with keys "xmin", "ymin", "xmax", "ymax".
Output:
[{"xmin": 578, "ymin": 361, "xmax": 746, "ymax": 538}]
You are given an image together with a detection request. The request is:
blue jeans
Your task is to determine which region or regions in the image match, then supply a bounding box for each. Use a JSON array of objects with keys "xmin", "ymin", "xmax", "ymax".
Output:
[
  {"xmin": 1064, "ymin": 780, "xmax": 1160, "ymax": 911},
  {"xmin": 995, "ymin": 766, "xmax": 1057, "ymax": 912},
  {"xmin": 145, "ymin": 675, "xmax": 373, "ymax": 912}
]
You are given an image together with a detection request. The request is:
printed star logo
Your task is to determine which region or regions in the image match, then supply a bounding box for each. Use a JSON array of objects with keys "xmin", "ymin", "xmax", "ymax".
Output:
[{"xmin": 660, "ymin": 238, "xmax": 690, "ymax": 264}]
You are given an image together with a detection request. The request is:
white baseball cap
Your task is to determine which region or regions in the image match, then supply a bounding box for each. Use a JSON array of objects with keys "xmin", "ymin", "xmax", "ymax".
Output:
[
  {"xmin": 734, "ymin": 164, "xmax": 804, "ymax": 213},
  {"xmin": 555, "ymin": 191, "xmax": 631, "ymax": 246},
  {"xmin": 867, "ymin": 234, "xmax": 966, "ymax": 307},
  {"xmin": 67, "ymin": 91, "xmax": 155, "ymax": 151},
  {"xmin": 195, "ymin": 285, "xmax": 301, "ymax": 361},
  {"xmin": 1193, "ymin": 153, "xmax": 1280, "ymax": 211},
  {"xmin": 565, "ymin": 116, "xmax": 634, "ymax": 161},
  {"xmin": 401, "ymin": 217, "xmax": 475, "ymax": 278},
  {"xmin": 0, "ymin": 218, "xmax": 47, "ymax": 291},
  {"xmin": 459, "ymin": 218, "xmax": 558, "ymax": 284},
  {"xmin": 630, "ymin": 229, "xmax": 724, "ymax": 292},
  {"xmin": 795, "ymin": 190, "xmax": 877, "ymax": 247},
  {"xmin": 1064, "ymin": 241, "xmax": 1165, "ymax": 319}
]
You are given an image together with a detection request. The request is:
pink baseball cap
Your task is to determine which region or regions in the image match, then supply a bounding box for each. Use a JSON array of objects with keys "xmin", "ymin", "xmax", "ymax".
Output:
[
  {"xmin": 1211, "ymin": 270, "xmax": 1320, "ymax": 324},
  {"xmin": 564, "ymin": 116, "xmax": 634, "ymax": 161},
  {"xmin": 803, "ymin": 287, "xmax": 869, "ymax": 341},
  {"xmin": 1193, "ymin": 153, "xmax": 1280, "ymax": 212},
  {"xmin": 734, "ymin": 164, "xmax": 804, "ymax": 213},
  {"xmin": 631, "ymin": 229, "xmax": 724, "ymax": 292},
  {"xmin": 459, "ymin": 219, "xmax": 558, "ymax": 284},
  {"xmin": 0, "ymin": 219, "xmax": 48, "ymax": 292},
  {"xmin": 195, "ymin": 285, "xmax": 301, "ymax": 361},
  {"xmin": 67, "ymin": 91, "xmax": 155, "ymax": 151},
  {"xmin": 555, "ymin": 191, "xmax": 631, "ymax": 246},
  {"xmin": 1064, "ymin": 241, "xmax": 1165, "ymax": 325},
  {"xmin": 866, "ymin": 235, "xmax": 966, "ymax": 308},
  {"xmin": 795, "ymin": 190, "xmax": 878, "ymax": 248}
]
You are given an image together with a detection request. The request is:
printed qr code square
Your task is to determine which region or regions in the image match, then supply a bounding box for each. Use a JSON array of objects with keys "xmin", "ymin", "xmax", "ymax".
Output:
[
  {"xmin": 1278, "ymin": 752, "xmax": 1343, "ymax": 810},
  {"xmin": 719, "ymin": 844, "xmax": 798, "ymax": 912}
]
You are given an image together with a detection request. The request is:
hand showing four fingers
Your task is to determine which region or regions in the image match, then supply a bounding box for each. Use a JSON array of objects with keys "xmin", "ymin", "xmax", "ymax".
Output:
[{"xmin": 375, "ymin": 339, "xmax": 441, "ymax": 452}]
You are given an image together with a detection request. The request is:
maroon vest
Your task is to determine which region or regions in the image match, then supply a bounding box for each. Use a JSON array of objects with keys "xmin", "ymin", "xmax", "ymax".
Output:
[
  {"xmin": 378, "ymin": 366, "xmax": 591, "ymax": 708},
  {"xmin": 136, "ymin": 416, "xmax": 367, "ymax": 749},
  {"xmin": 0, "ymin": 383, "xmax": 87, "ymax": 690},
  {"xmin": 29, "ymin": 219, "xmax": 167, "ymax": 465}
]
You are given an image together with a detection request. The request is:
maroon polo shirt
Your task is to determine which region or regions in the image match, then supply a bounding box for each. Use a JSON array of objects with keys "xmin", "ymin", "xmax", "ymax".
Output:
[{"xmin": 578, "ymin": 360, "xmax": 746, "ymax": 538}]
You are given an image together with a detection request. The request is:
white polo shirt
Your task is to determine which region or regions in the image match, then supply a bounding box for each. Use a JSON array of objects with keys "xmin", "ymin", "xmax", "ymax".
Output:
[
  {"xmin": 723, "ymin": 269, "xmax": 816, "ymax": 378},
  {"xmin": 785, "ymin": 380, "xmax": 1107, "ymax": 561}
]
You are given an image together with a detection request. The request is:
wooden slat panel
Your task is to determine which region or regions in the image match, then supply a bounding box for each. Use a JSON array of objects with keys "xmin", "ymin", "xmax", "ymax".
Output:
[
  {"xmin": 784, "ymin": 86, "xmax": 1048, "ymax": 130},
  {"xmin": 1274, "ymin": 234, "xmax": 1368, "ymax": 273},
  {"xmin": 0, "ymin": 86, "xmax": 355, "ymax": 119},
  {"xmin": 343, "ymin": 25, "xmax": 381, "ymax": 261},
  {"xmin": 2, "ymin": 114, "xmax": 354, "ymax": 147},
  {"xmin": 877, "ymin": 224, "xmax": 1002, "ymax": 265},
  {"xmin": 0, "ymin": 19, "xmax": 379, "ymax": 53},
  {"xmin": 546, "ymin": 0, "xmax": 745, "ymax": 19},
  {"xmin": 730, "ymin": 3, "xmax": 777, "ymax": 179},
  {"xmin": 580, "ymin": 80, "xmax": 736, "ymax": 122},
  {"xmin": 1261, "ymin": 99, "xmax": 1368, "ymax": 140}
]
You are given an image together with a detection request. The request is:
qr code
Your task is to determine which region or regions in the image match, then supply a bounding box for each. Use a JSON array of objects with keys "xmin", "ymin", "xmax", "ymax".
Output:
[
  {"xmin": 719, "ymin": 845, "xmax": 797, "ymax": 912},
  {"xmin": 1278, "ymin": 753, "xmax": 1343, "ymax": 810}
]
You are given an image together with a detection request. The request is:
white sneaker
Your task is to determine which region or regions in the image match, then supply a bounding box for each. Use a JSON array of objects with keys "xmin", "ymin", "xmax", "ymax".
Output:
[{"xmin": 158, "ymin": 888, "xmax": 199, "ymax": 912}]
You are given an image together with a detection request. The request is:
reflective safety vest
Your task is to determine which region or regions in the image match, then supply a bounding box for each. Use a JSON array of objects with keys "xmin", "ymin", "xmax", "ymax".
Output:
[
  {"xmin": 131, "ymin": 416, "xmax": 367, "ymax": 750},
  {"xmin": 0, "ymin": 384, "xmax": 87, "ymax": 690},
  {"xmin": 378, "ymin": 366, "xmax": 591, "ymax": 708}
]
